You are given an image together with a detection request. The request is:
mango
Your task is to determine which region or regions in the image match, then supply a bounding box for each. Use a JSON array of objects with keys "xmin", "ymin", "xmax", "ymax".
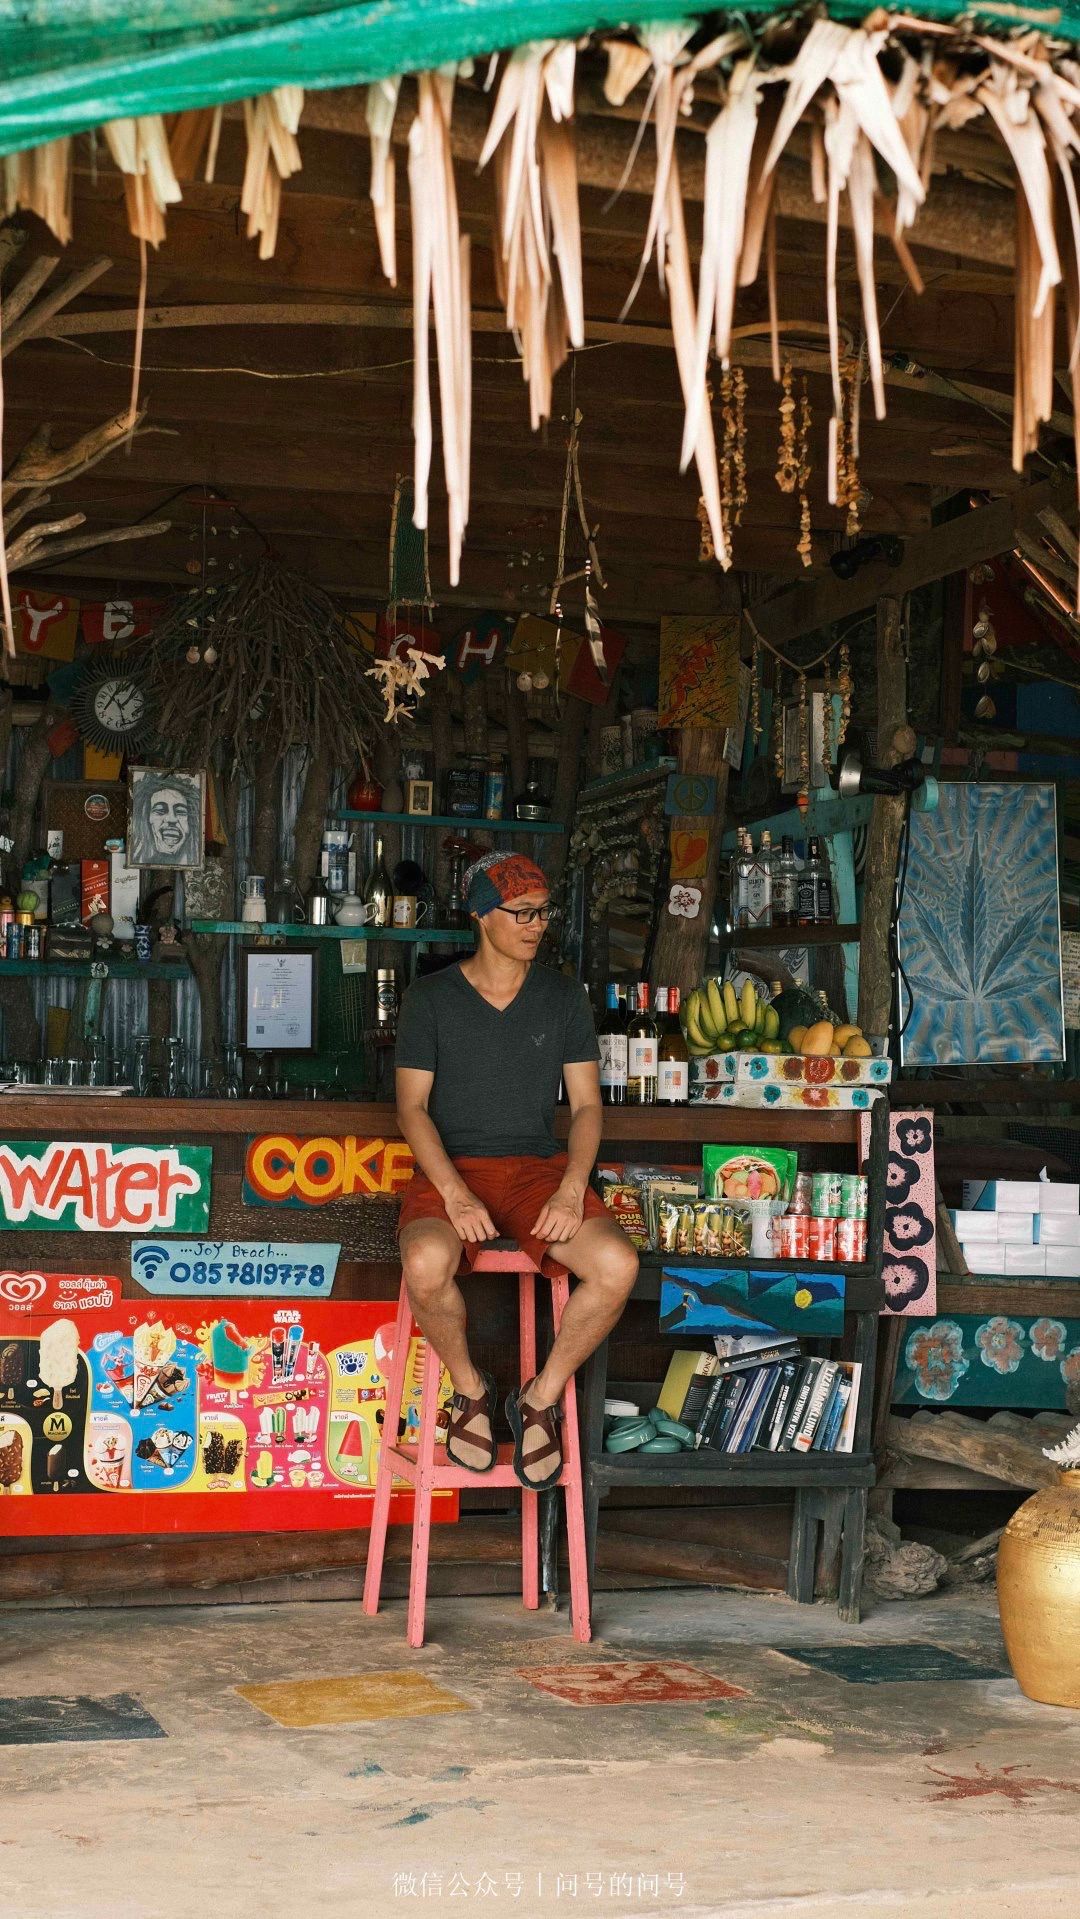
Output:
[
  {"xmin": 833, "ymin": 1023, "xmax": 861, "ymax": 1046},
  {"xmin": 800, "ymin": 1020, "xmax": 835, "ymax": 1057},
  {"xmin": 843, "ymin": 1036, "xmax": 873, "ymax": 1059},
  {"xmin": 788, "ymin": 1025, "xmax": 807, "ymax": 1050}
]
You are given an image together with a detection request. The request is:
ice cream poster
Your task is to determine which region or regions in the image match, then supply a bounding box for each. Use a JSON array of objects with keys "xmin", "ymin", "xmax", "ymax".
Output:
[{"xmin": 0, "ymin": 1297, "xmax": 456, "ymax": 1537}]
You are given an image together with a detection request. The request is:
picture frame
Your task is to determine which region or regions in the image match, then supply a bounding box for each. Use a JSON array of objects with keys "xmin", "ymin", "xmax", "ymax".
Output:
[
  {"xmin": 238, "ymin": 945, "xmax": 319, "ymax": 1053},
  {"xmin": 406, "ymin": 778, "xmax": 434, "ymax": 817},
  {"xmin": 127, "ymin": 766, "xmax": 206, "ymax": 870}
]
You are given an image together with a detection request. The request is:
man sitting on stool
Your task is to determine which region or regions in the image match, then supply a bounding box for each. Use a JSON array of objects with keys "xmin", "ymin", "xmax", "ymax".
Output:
[{"xmin": 395, "ymin": 851, "xmax": 638, "ymax": 1490}]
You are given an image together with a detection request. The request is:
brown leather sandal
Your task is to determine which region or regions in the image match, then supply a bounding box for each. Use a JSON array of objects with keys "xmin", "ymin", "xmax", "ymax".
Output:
[
  {"xmin": 445, "ymin": 1369, "xmax": 498, "ymax": 1473},
  {"xmin": 505, "ymin": 1377, "xmax": 563, "ymax": 1491}
]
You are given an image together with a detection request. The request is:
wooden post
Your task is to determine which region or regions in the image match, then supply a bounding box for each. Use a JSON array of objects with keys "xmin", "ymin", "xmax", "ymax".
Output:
[
  {"xmin": 541, "ymin": 693, "xmax": 588, "ymax": 888},
  {"xmin": 649, "ymin": 728, "xmax": 729, "ymax": 996},
  {"xmin": 857, "ymin": 595, "xmax": 914, "ymax": 1043}
]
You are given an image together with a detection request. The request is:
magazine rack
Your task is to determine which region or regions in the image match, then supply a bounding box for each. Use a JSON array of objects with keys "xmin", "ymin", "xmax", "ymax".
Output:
[{"xmin": 579, "ymin": 1096, "xmax": 888, "ymax": 1623}]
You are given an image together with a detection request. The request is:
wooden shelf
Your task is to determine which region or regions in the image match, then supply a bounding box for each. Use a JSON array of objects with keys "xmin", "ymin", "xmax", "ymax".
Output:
[
  {"xmin": 577, "ymin": 762, "xmax": 677, "ymax": 805},
  {"xmin": 719, "ymin": 923, "xmax": 860, "ymax": 947},
  {"xmin": 636, "ymin": 1252, "xmax": 882, "ymax": 1314},
  {"xmin": 592, "ymin": 1450, "xmax": 875, "ymax": 1488},
  {"xmin": 189, "ymin": 920, "xmax": 469, "ymax": 943},
  {"xmin": 335, "ymin": 810, "xmax": 564, "ymax": 834},
  {"xmin": 0, "ymin": 957, "xmax": 189, "ymax": 980}
]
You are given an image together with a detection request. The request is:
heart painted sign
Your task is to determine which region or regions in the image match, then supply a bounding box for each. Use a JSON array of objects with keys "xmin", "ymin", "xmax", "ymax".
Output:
[
  {"xmin": 0, "ymin": 1272, "xmax": 120, "ymax": 1312},
  {"xmin": 669, "ymin": 828, "xmax": 709, "ymax": 881},
  {"xmin": 0, "ymin": 1142, "xmax": 211, "ymax": 1234}
]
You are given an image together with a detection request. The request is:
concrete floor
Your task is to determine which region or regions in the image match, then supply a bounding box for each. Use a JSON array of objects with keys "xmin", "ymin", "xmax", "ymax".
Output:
[{"xmin": 1, "ymin": 1582, "xmax": 1078, "ymax": 1919}]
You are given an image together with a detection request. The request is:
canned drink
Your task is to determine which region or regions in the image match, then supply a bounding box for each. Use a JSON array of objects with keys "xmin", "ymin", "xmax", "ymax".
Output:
[
  {"xmin": 811, "ymin": 1172, "xmax": 843, "ymax": 1218},
  {"xmin": 840, "ymin": 1174, "xmax": 868, "ymax": 1220},
  {"xmin": 5, "ymin": 922, "xmax": 21, "ymax": 962},
  {"xmin": 807, "ymin": 1216, "xmax": 837, "ymax": 1261},
  {"xmin": 836, "ymin": 1217, "xmax": 867, "ymax": 1262},
  {"xmin": 778, "ymin": 1213, "xmax": 810, "ymax": 1259},
  {"xmin": 23, "ymin": 925, "xmax": 42, "ymax": 961},
  {"xmin": 789, "ymin": 1172, "xmax": 813, "ymax": 1216}
]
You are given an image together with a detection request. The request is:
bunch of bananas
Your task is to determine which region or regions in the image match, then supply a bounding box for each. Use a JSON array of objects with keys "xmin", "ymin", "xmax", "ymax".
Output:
[{"xmin": 682, "ymin": 978, "xmax": 781, "ymax": 1056}]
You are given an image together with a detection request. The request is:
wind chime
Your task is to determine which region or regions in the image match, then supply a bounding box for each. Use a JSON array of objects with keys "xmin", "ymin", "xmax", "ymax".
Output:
[
  {"xmin": 547, "ymin": 378, "xmax": 608, "ymax": 695},
  {"xmin": 746, "ymin": 610, "xmax": 855, "ymax": 814}
]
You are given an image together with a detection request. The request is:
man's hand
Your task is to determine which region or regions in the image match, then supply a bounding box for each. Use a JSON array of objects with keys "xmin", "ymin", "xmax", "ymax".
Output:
[
  {"xmin": 444, "ymin": 1187, "xmax": 497, "ymax": 1243},
  {"xmin": 531, "ymin": 1181, "xmax": 585, "ymax": 1244}
]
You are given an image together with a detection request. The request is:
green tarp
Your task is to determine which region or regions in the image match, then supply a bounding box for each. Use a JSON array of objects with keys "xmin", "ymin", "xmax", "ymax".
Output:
[{"xmin": 0, "ymin": 0, "xmax": 1073, "ymax": 162}]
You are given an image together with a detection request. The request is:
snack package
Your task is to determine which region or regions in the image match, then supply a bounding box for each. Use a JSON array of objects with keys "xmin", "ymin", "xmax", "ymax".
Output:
[
  {"xmin": 600, "ymin": 1182, "xmax": 649, "ymax": 1249},
  {"xmin": 702, "ymin": 1146, "xmax": 797, "ymax": 1205}
]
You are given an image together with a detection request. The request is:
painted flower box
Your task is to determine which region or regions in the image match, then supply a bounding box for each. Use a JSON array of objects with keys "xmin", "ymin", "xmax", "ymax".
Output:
[
  {"xmin": 735, "ymin": 1052, "xmax": 893, "ymax": 1088},
  {"xmin": 690, "ymin": 1079, "xmax": 884, "ymax": 1111},
  {"xmin": 688, "ymin": 1053, "xmax": 739, "ymax": 1092}
]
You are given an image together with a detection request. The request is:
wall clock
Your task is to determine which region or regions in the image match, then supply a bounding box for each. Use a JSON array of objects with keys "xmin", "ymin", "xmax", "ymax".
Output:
[{"xmin": 70, "ymin": 658, "xmax": 156, "ymax": 755}]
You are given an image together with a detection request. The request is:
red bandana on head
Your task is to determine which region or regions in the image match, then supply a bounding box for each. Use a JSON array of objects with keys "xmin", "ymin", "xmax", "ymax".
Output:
[{"xmin": 464, "ymin": 852, "xmax": 549, "ymax": 916}]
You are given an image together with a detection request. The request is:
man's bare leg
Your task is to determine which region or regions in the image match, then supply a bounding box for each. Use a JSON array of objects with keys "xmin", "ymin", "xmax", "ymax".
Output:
[
  {"xmin": 515, "ymin": 1219, "xmax": 638, "ymax": 1483},
  {"xmin": 399, "ymin": 1218, "xmax": 491, "ymax": 1468}
]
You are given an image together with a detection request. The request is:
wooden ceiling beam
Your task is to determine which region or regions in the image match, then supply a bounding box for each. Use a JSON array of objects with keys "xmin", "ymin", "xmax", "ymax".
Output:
[
  {"xmin": 748, "ymin": 470, "xmax": 1079, "ymax": 645},
  {"xmin": 299, "ymin": 83, "xmax": 1018, "ymax": 271}
]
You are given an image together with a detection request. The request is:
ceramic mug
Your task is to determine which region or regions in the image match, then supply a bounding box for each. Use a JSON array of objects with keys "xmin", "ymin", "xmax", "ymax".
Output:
[{"xmin": 391, "ymin": 895, "xmax": 429, "ymax": 930}]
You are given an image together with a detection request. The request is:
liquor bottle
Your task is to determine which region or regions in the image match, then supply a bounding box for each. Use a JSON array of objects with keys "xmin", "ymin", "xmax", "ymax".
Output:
[
  {"xmin": 815, "ymin": 839, "xmax": 834, "ymax": 925},
  {"xmin": 514, "ymin": 758, "xmax": 551, "ymax": 823},
  {"xmin": 745, "ymin": 831, "xmax": 773, "ymax": 930},
  {"xmin": 772, "ymin": 835, "xmax": 798, "ymax": 928},
  {"xmin": 626, "ymin": 981, "xmax": 658, "ymax": 1104},
  {"xmin": 656, "ymin": 986, "xmax": 689, "ymax": 1105},
  {"xmin": 363, "ymin": 835, "xmax": 394, "ymax": 929},
  {"xmin": 598, "ymin": 983, "xmax": 628, "ymax": 1106},
  {"xmin": 798, "ymin": 837, "xmax": 825, "ymax": 926},
  {"xmin": 733, "ymin": 829, "xmax": 753, "ymax": 930}
]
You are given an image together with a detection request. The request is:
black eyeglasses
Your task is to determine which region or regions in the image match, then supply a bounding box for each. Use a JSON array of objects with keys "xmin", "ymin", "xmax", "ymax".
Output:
[{"xmin": 494, "ymin": 904, "xmax": 552, "ymax": 925}]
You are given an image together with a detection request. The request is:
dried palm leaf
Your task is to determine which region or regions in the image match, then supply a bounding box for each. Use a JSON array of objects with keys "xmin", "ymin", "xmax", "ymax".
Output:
[
  {"xmin": 3, "ymin": 141, "xmax": 72, "ymax": 245},
  {"xmin": 665, "ymin": 157, "xmax": 726, "ymax": 569},
  {"xmin": 479, "ymin": 42, "xmax": 583, "ymax": 428},
  {"xmin": 240, "ymin": 87, "xmax": 304, "ymax": 260},
  {"xmin": 680, "ymin": 58, "xmax": 762, "ymax": 472},
  {"xmin": 169, "ymin": 108, "xmax": 222, "ymax": 182},
  {"xmin": 603, "ymin": 38, "xmax": 652, "ymax": 107},
  {"xmin": 366, "ymin": 77, "xmax": 401, "ymax": 285},
  {"xmin": 408, "ymin": 72, "xmax": 471, "ymax": 584},
  {"xmin": 104, "ymin": 115, "xmax": 181, "ymax": 244}
]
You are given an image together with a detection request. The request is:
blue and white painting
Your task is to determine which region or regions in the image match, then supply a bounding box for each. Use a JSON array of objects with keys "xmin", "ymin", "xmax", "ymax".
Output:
[{"xmin": 898, "ymin": 783, "xmax": 1063, "ymax": 1065}]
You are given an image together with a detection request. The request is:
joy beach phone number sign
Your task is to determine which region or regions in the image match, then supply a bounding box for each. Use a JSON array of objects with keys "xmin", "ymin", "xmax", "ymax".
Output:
[
  {"xmin": 0, "ymin": 1142, "xmax": 212, "ymax": 1233},
  {"xmin": 132, "ymin": 1241, "xmax": 341, "ymax": 1296}
]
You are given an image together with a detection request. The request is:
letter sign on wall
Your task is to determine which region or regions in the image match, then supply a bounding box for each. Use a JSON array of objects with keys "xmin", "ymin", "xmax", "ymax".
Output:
[
  {"xmin": 0, "ymin": 1142, "xmax": 212, "ymax": 1233},
  {"xmin": 243, "ymin": 1136, "xmax": 414, "ymax": 1207}
]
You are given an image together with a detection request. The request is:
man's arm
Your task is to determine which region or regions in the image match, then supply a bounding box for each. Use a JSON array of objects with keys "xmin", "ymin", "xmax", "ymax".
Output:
[
  {"xmin": 531, "ymin": 1059, "xmax": 604, "ymax": 1242},
  {"xmin": 396, "ymin": 1066, "xmax": 496, "ymax": 1242}
]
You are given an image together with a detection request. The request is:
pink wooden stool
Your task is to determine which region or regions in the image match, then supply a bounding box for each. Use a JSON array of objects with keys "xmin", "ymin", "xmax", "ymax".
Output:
[{"xmin": 362, "ymin": 1240, "xmax": 592, "ymax": 1648}]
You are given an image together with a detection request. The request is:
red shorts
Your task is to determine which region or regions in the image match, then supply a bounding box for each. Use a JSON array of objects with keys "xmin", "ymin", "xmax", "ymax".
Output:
[{"xmin": 397, "ymin": 1153, "xmax": 608, "ymax": 1275}]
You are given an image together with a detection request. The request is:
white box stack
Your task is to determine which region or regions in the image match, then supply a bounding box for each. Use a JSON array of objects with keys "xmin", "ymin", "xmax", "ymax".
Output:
[{"xmin": 952, "ymin": 1175, "xmax": 1080, "ymax": 1277}]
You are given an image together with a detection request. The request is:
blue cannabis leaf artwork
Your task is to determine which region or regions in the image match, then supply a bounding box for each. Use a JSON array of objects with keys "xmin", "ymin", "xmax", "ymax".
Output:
[{"xmin": 898, "ymin": 783, "xmax": 1063, "ymax": 1064}]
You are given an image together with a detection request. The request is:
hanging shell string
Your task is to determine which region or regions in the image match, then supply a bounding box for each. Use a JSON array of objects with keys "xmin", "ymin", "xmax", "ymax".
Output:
[
  {"xmin": 797, "ymin": 670, "xmax": 810, "ymax": 809},
  {"xmin": 796, "ymin": 376, "xmax": 812, "ymax": 568},
  {"xmin": 749, "ymin": 641, "xmax": 762, "ymax": 743}
]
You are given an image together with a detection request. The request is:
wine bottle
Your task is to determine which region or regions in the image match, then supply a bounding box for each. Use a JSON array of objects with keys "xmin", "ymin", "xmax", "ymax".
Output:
[
  {"xmin": 656, "ymin": 986, "xmax": 689, "ymax": 1105},
  {"xmin": 598, "ymin": 983, "xmax": 628, "ymax": 1106},
  {"xmin": 364, "ymin": 835, "xmax": 393, "ymax": 929},
  {"xmin": 772, "ymin": 835, "xmax": 798, "ymax": 927},
  {"xmin": 627, "ymin": 981, "xmax": 658, "ymax": 1105}
]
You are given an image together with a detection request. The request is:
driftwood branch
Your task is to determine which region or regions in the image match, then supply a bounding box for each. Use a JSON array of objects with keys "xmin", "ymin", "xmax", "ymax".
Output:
[
  {"xmin": 10, "ymin": 517, "xmax": 171, "ymax": 572},
  {"xmin": 3, "ymin": 405, "xmax": 167, "ymax": 498},
  {"xmin": 2, "ymin": 253, "xmax": 112, "ymax": 357}
]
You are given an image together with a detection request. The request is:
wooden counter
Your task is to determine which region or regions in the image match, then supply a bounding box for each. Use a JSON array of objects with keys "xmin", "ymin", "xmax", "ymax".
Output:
[{"xmin": 0, "ymin": 1095, "xmax": 863, "ymax": 1146}]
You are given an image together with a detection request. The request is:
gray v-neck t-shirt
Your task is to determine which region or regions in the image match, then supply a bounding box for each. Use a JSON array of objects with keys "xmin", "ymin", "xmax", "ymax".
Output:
[{"xmin": 394, "ymin": 962, "xmax": 599, "ymax": 1158}]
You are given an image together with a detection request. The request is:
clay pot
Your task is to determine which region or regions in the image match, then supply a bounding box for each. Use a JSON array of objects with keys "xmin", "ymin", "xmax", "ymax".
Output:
[
  {"xmin": 997, "ymin": 1468, "xmax": 1080, "ymax": 1707},
  {"xmin": 347, "ymin": 774, "xmax": 383, "ymax": 812}
]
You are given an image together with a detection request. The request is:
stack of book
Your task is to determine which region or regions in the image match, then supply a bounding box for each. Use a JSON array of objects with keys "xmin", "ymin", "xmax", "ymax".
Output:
[{"xmin": 657, "ymin": 1338, "xmax": 861, "ymax": 1456}]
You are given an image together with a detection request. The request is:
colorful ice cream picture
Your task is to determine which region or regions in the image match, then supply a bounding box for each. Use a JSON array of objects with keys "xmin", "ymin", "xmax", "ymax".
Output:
[
  {"xmin": 85, "ymin": 1413, "xmax": 133, "ymax": 1491},
  {"xmin": 38, "ymin": 1319, "xmax": 80, "ymax": 1411},
  {"xmin": 197, "ymin": 1414, "xmax": 246, "ymax": 1489},
  {"xmin": 0, "ymin": 1420, "xmax": 29, "ymax": 1494}
]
